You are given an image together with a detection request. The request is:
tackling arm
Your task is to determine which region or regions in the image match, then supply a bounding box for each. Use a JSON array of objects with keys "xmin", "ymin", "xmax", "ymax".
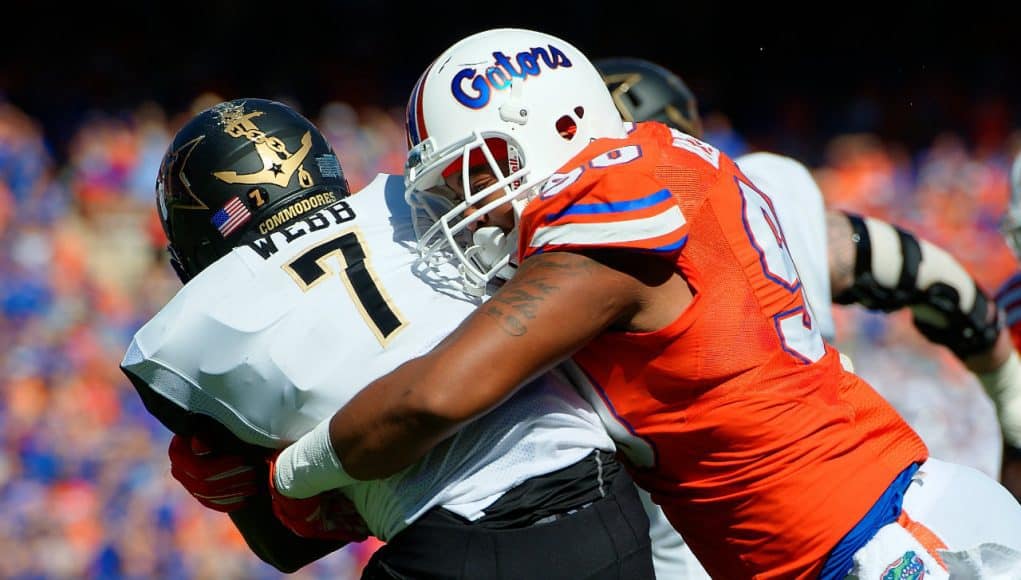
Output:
[
  {"xmin": 826, "ymin": 210, "xmax": 1021, "ymax": 450},
  {"xmin": 272, "ymin": 250, "xmax": 651, "ymax": 497}
]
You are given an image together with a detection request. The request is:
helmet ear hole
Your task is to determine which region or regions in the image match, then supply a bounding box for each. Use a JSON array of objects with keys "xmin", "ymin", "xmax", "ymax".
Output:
[
  {"xmin": 556, "ymin": 115, "xmax": 578, "ymax": 140},
  {"xmin": 402, "ymin": 28, "xmax": 628, "ymax": 296}
]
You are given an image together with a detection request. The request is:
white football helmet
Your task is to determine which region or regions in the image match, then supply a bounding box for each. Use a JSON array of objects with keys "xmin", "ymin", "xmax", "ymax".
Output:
[
  {"xmin": 404, "ymin": 27, "xmax": 626, "ymax": 296},
  {"xmin": 1003, "ymin": 151, "xmax": 1021, "ymax": 261}
]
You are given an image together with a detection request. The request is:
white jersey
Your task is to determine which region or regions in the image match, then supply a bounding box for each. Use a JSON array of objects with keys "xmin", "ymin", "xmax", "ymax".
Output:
[
  {"xmin": 737, "ymin": 151, "xmax": 836, "ymax": 342},
  {"xmin": 122, "ymin": 173, "xmax": 613, "ymax": 540}
]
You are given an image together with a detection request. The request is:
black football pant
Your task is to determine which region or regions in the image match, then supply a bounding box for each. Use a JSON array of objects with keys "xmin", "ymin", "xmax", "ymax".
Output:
[{"xmin": 361, "ymin": 450, "xmax": 655, "ymax": 580}]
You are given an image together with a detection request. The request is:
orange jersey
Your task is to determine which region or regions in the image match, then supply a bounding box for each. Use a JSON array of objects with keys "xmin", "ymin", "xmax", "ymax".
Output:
[
  {"xmin": 518, "ymin": 122, "xmax": 928, "ymax": 578},
  {"xmin": 997, "ymin": 271, "xmax": 1021, "ymax": 351}
]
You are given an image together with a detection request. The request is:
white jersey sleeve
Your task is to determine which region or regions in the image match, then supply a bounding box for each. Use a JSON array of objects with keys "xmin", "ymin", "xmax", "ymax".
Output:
[
  {"xmin": 737, "ymin": 152, "xmax": 836, "ymax": 342},
  {"xmin": 122, "ymin": 174, "xmax": 613, "ymax": 540}
]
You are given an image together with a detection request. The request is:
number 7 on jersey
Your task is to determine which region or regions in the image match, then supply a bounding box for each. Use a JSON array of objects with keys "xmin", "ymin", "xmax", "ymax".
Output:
[{"xmin": 283, "ymin": 230, "xmax": 407, "ymax": 345}]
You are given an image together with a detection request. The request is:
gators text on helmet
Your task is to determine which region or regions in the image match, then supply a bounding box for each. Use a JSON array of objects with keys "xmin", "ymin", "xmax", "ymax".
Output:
[{"xmin": 403, "ymin": 28, "xmax": 626, "ymax": 295}]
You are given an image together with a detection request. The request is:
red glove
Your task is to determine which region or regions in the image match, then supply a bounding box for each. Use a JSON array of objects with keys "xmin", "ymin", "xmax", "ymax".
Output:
[
  {"xmin": 267, "ymin": 453, "xmax": 371, "ymax": 543},
  {"xmin": 168, "ymin": 433, "xmax": 261, "ymax": 512}
]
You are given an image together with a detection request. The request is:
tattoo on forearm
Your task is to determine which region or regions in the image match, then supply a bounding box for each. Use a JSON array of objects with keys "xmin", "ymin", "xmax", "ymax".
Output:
[
  {"xmin": 481, "ymin": 253, "xmax": 591, "ymax": 336},
  {"xmin": 484, "ymin": 285, "xmax": 551, "ymax": 336},
  {"xmin": 827, "ymin": 211, "xmax": 857, "ymax": 295},
  {"xmin": 484, "ymin": 305, "xmax": 528, "ymax": 336}
]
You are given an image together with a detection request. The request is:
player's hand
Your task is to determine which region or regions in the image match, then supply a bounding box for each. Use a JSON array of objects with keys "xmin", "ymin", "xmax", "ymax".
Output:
[
  {"xmin": 1002, "ymin": 443, "xmax": 1021, "ymax": 503},
  {"xmin": 168, "ymin": 433, "xmax": 261, "ymax": 513},
  {"xmin": 267, "ymin": 453, "xmax": 371, "ymax": 543}
]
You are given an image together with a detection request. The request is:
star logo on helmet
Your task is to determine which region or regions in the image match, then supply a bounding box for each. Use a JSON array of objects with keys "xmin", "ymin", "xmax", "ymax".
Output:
[{"xmin": 166, "ymin": 135, "xmax": 210, "ymax": 211}]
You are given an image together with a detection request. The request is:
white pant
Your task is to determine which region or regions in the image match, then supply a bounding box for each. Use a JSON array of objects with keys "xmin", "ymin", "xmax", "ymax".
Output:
[
  {"xmin": 849, "ymin": 457, "xmax": 1021, "ymax": 579},
  {"xmin": 638, "ymin": 486, "xmax": 712, "ymax": 579}
]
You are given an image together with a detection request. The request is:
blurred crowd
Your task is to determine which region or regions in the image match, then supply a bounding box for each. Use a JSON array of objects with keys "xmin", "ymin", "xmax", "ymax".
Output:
[{"xmin": 0, "ymin": 92, "xmax": 1015, "ymax": 578}]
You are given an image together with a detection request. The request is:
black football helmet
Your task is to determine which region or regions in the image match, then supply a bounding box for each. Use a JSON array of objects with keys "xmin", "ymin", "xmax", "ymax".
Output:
[
  {"xmin": 156, "ymin": 98, "xmax": 350, "ymax": 282},
  {"xmin": 595, "ymin": 57, "xmax": 703, "ymax": 138}
]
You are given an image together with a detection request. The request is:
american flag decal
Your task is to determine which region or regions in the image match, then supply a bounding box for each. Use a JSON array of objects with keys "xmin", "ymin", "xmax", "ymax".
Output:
[{"xmin": 211, "ymin": 196, "xmax": 252, "ymax": 238}]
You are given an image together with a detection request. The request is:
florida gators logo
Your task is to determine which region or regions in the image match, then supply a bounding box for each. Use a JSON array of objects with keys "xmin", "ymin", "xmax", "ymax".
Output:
[
  {"xmin": 882, "ymin": 551, "xmax": 926, "ymax": 579},
  {"xmin": 452, "ymin": 45, "xmax": 572, "ymax": 109}
]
